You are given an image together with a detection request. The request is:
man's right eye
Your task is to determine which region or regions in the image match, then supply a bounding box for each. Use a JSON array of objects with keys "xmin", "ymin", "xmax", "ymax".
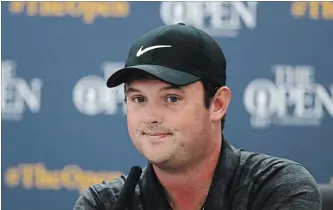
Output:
[{"xmin": 133, "ymin": 97, "xmax": 146, "ymax": 103}]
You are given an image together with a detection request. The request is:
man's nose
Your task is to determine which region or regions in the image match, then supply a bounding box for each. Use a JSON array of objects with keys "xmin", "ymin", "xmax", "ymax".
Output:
[{"xmin": 143, "ymin": 104, "xmax": 163, "ymax": 124}]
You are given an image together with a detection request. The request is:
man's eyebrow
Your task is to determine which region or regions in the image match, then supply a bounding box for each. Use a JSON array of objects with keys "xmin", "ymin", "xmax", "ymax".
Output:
[
  {"xmin": 125, "ymin": 87, "xmax": 141, "ymax": 94},
  {"xmin": 125, "ymin": 84, "xmax": 185, "ymax": 95},
  {"xmin": 160, "ymin": 85, "xmax": 185, "ymax": 92}
]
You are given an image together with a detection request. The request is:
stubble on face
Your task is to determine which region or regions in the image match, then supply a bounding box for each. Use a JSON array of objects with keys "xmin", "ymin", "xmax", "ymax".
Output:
[{"xmin": 126, "ymin": 79, "xmax": 213, "ymax": 171}]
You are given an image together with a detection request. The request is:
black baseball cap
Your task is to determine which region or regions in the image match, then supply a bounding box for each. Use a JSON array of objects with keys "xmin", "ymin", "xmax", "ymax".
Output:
[{"xmin": 106, "ymin": 23, "xmax": 227, "ymax": 88}]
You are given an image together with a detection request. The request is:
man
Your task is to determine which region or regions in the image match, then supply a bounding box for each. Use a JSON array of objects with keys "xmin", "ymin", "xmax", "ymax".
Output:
[{"xmin": 73, "ymin": 23, "xmax": 321, "ymax": 210}]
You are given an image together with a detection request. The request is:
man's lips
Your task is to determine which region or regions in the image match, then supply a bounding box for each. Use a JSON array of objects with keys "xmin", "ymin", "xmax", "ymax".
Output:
[
  {"xmin": 143, "ymin": 132, "xmax": 171, "ymax": 136},
  {"xmin": 142, "ymin": 132, "xmax": 173, "ymax": 140}
]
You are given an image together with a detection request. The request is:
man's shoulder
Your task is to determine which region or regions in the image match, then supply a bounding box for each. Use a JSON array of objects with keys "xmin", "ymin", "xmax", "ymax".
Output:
[
  {"xmin": 73, "ymin": 176, "xmax": 126, "ymax": 210},
  {"xmin": 230, "ymin": 149, "xmax": 321, "ymax": 209},
  {"xmin": 73, "ymin": 173, "xmax": 145, "ymax": 210},
  {"xmin": 239, "ymin": 150, "xmax": 300, "ymax": 173},
  {"xmin": 235, "ymin": 149, "xmax": 311, "ymax": 186},
  {"xmin": 235, "ymin": 149, "xmax": 319, "ymax": 194}
]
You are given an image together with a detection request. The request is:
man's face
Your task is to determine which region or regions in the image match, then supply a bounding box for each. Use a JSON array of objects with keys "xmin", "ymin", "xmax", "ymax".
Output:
[{"xmin": 125, "ymin": 78, "xmax": 214, "ymax": 169}]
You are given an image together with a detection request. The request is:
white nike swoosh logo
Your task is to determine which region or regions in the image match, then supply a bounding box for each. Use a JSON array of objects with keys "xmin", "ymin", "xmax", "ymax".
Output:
[{"xmin": 136, "ymin": 45, "xmax": 172, "ymax": 57}]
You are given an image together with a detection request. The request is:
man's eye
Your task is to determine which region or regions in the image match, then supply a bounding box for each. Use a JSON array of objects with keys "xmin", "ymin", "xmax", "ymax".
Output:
[
  {"xmin": 133, "ymin": 97, "xmax": 146, "ymax": 103},
  {"xmin": 166, "ymin": 96, "xmax": 180, "ymax": 103}
]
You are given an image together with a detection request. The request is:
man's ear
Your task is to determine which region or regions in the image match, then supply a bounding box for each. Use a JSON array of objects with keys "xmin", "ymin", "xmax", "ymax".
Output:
[{"xmin": 209, "ymin": 86, "xmax": 231, "ymax": 122}]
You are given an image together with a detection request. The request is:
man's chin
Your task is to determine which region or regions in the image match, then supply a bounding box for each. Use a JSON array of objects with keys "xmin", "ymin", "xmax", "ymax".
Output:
[
  {"xmin": 148, "ymin": 158, "xmax": 186, "ymax": 172},
  {"xmin": 147, "ymin": 156, "xmax": 169, "ymax": 165},
  {"xmin": 145, "ymin": 154, "xmax": 172, "ymax": 166},
  {"xmin": 140, "ymin": 147, "xmax": 175, "ymax": 166}
]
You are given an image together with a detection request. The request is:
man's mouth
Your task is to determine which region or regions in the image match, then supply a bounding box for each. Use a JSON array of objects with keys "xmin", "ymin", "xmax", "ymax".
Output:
[{"xmin": 142, "ymin": 132, "xmax": 172, "ymax": 139}]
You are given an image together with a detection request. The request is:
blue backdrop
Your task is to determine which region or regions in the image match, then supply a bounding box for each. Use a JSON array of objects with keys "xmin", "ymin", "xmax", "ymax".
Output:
[{"xmin": 2, "ymin": 1, "xmax": 333, "ymax": 210}]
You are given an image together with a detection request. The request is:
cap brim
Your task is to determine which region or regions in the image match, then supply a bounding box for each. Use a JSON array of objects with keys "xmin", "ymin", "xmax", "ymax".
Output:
[{"xmin": 106, "ymin": 64, "xmax": 201, "ymax": 88}]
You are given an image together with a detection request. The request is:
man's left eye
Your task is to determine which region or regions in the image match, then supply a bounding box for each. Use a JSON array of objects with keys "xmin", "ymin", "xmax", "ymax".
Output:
[{"xmin": 166, "ymin": 96, "xmax": 180, "ymax": 103}]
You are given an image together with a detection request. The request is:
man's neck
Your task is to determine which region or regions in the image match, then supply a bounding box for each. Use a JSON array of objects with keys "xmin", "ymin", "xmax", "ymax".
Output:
[{"xmin": 153, "ymin": 139, "xmax": 222, "ymax": 210}]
